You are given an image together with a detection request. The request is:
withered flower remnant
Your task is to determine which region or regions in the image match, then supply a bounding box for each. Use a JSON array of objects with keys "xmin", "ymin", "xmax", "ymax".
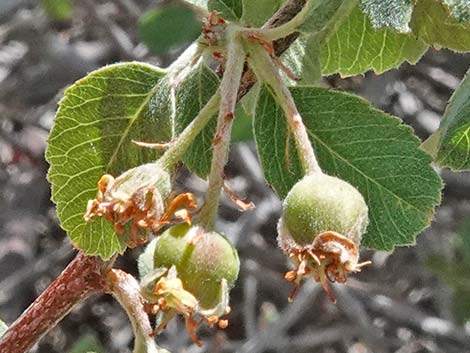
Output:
[
  {"xmin": 141, "ymin": 224, "xmax": 239, "ymax": 345},
  {"xmin": 84, "ymin": 163, "xmax": 197, "ymax": 247}
]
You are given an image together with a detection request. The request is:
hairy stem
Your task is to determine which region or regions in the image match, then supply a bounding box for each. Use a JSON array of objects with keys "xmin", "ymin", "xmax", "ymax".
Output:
[
  {"xmin": 252, "ymin": 0, "xmax": 318, "ymax": 41},
  {"xmin": 247, "ymin": 43, "xmax": 322, "ymax": 175},
  {"xmin": 0, "ymin": 253, "xmax": 110, "ymax": 353},
  {"xmin": 158, "ymin": 92, "xmax": 221, "ymax": 171},
  {"xmin": 107, "ymin": 270, "xmax": 169, "ymax": 353},
  {"xmin": 199, "ymin": 35, "xmax": 246, "ymax": 229}
]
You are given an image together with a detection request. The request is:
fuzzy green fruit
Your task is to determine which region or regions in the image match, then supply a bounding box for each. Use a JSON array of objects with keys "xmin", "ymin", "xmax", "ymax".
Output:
[
  {"xmin": 283, "ymin": 173, "xmax": 368, "ymax": 246},
  {"xmin": 153, "ymin": 224, "xmax": 239, "ymax": 310}
]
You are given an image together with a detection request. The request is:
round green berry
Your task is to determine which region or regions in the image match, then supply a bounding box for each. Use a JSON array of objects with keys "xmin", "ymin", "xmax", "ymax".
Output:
[
  {"xmin": 153, "ymin": 224, "xmax": 239, "ymax": 310},
  {"xmin": 282, "ymin": 173, "xmax": 368, "ymax": 245}
]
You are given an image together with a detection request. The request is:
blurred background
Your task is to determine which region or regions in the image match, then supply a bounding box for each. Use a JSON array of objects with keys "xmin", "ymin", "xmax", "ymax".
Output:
[{"xmin": 0, "ymin": 1, "xmax": 470, "ymax": 352}]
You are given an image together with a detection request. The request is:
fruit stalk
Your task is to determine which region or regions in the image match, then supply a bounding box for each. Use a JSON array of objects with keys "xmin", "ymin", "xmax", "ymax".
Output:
[
  {"xmin": 199, "ymin": 34, "xmax": 246, "ymax": 229},
  {"xmin": 247, "ymin": 43, "xmax": 321, "ymax": 175}
]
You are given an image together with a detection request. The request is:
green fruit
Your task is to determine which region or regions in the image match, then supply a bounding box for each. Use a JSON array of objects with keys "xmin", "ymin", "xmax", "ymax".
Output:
[
  {"xmin": 153, "ymin": 224, "xmax": 239, "ymax": 310},
  {"xmin": 282, "ymin": 173, "xmax": 368, "ymax": 246}
]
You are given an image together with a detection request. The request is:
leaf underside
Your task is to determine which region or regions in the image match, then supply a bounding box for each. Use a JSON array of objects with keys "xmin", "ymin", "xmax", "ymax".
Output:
[
  {"xmin": 435, "ymin": 68, "xmax": 470, "ymax": 170},
  {"xmin": 281, "ymin": 34, "xmax": 321, "ymax": 86},
  {"xmin": 253, "ymin": 85, "xmax": 442, "ymax": 251},
  {"xmin": 360, "ymin": 0, "xmax": 413, "ymax": 32},
  {"xmin": 46, "ymin": 63, "xmax": 169, "ymax": 259}
]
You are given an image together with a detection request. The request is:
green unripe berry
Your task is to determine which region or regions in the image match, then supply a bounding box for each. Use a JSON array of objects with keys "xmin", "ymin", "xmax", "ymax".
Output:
[
  {"xmin": 153, "ymin": 224, "xmax": 239, "ymax": 310},
  {"xmin": 282, "ymin": 173, "xmax": 368, "ymax": 246}
]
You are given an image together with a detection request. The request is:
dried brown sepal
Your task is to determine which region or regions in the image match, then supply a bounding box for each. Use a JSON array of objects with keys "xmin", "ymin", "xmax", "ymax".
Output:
[
  {"xmin": 201, "ymin": 11, "xmax": 227, "ymax": 47},
  {"xmin": 279, "ymin": 217, "xmax": 371, "ymax": 303},
  {"xmin": 223, "ymin": 183, "xmax": 255, "ymax": 211},
  {"xmin": 148, "ymin": 275, "xmax": 232, "ymax": 346},
  {"xmin": 84, "ymin": 169, "xmax": 198, "ymax": 247}
]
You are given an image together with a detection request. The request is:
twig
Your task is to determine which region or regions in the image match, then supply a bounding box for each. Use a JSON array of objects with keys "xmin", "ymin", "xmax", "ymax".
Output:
[
  {"xmin": 242, "ymin": 275, "xmax": 258, "ymax": 338},
  {"xmin": 115, "ymin": 0, "xmax": 142, "ymax": 20},
  {"xmin": 237, "ymin": 283, "xmax": 321, "ymax": 353},
  {"xmin": 0, "ymin": 242, "xmax": 73, "ymax": 306},
  {"xmin": 334, "ymin": 286, "xmax": 390, "ymax": 353},
  {"xmin": 81, "ymin": 0, "xmax": 136, "ymax": 60},
  {"xmin": 0, "ymin": 252, "xmax": 111, "ymax": 353},
  {"xmin": 353, "ymin": 289, "xmax": 470, "ymax": 347},
  {"xmin": 236, "ymin": 0, "xmax": 306, "ymax": 100}
]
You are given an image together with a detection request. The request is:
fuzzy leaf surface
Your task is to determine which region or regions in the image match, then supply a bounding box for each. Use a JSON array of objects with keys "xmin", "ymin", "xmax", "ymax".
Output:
[
  {"xmin": 360, "ymin": 0, "xmax": 413, "ymax": 32},
  {"xmin": 281, "ymin": 35, "xmax": 321, "ymax": 86},
  {"xmin": 444, "ymin": 0, "xmax": 470, "ymax": 22},
  {"xmin": 321, "ymin": 6, "xmax": 427, "ymax": 77},
  {"xmin": 138, "ymin": 237, "xmax": 159, "ymax": 279},
  {"xmin": 411, "ymin": 0, "xmax": 470, "ymax": 52},
  {"xmin": 174, "ymin": 62, "xmax": 220, "ymax": 177},
  {"xmin": 300, "ymin": 0, "xmax": 348, "ymax": 34},
  {"xmin": 253, "ymin": 85, "xmax": 442, "ymax": 250},
  {"xmin": 435, "ymin": 69, "xmax": 470, "ymax": 170},
  {"xmin": 46, "ymin": 63, "xmax": 169, "ymax": 259}
]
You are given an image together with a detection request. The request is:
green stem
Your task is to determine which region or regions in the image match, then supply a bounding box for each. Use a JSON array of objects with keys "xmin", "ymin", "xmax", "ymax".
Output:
[
  {"xmin": 199, "ymin": 34, "xmax": 246, "ymax": 229},
  {"xmin": 246, "ymin": 42, "xmax": 322, "ymax": 176},
  {"xmin": 158, "ymin": 92, "xmax": 221, "ymax": 170},
  {"xmin": 253, "ymin": 0, "xmax": 318, "ymax": 41}
]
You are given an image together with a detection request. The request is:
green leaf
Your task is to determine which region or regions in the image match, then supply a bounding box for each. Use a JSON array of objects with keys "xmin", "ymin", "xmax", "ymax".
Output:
[
  {"xmin": 46, "ymin": 63, "xmax": 169, "ymax": 259},
  {"xmin": 183, "ymin": 0, "xmax": 242, "ymax": 20},
  {"xmin": 411, "ymin": 0, "xmax": 470, "ymax": 52},
  {"xmin": 360, "ymin": 0, "xmax": 413, "ymax": 32},
  {"xmin": 321, "ymin": 6, "xmax": 427, "ymax": 77},
  {"xmin": 434, "ymin": 68, "xmax": 470, "ymax": 170},
  {"xmin": 240, "ymin": 0, "xmax": 284, "ymax": 27},
  {"xmin": 68, "ymin": 333, "xmax": 104, "ymax": 353},
  {"xmin": 253, "ymin": 85, "xmax": 442, "ymax": 250},
  {"xmin": 138, "ymin": 4, "xmax": 201, "ymax": 56},
  {"xmin": 281, "ymin": 34, "xmax": 321, "ymax": 86},
  {"xmin": 41, "ymin": 0, "xmax": 72, "ymax": 21},
  {"xmin": 231, "ymin": 85, "xmax": 259, "ymax": 143},
  {"xmin": 68, "ymin": 333, "xmax": 105, "ymax": 353},
  {"xmin": 174, "ymin": 62, "xmax": 220, "ymax": 177},
  {"xmin": 300, "ymin": 0, "xmax": 349, "ymax": 34},
  {"xmin": 232, "ymin": 105, "xmax": 254, "ymax": 142},
  {"xmin": 0, "ymin": 319, "xmax": 7, "ymax": 338}
]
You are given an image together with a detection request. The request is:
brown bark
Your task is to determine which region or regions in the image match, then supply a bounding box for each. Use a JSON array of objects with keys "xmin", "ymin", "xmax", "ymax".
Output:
[{"xmin": 0, "ymin": 252, "xmax": 110, "ymax": 353}]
